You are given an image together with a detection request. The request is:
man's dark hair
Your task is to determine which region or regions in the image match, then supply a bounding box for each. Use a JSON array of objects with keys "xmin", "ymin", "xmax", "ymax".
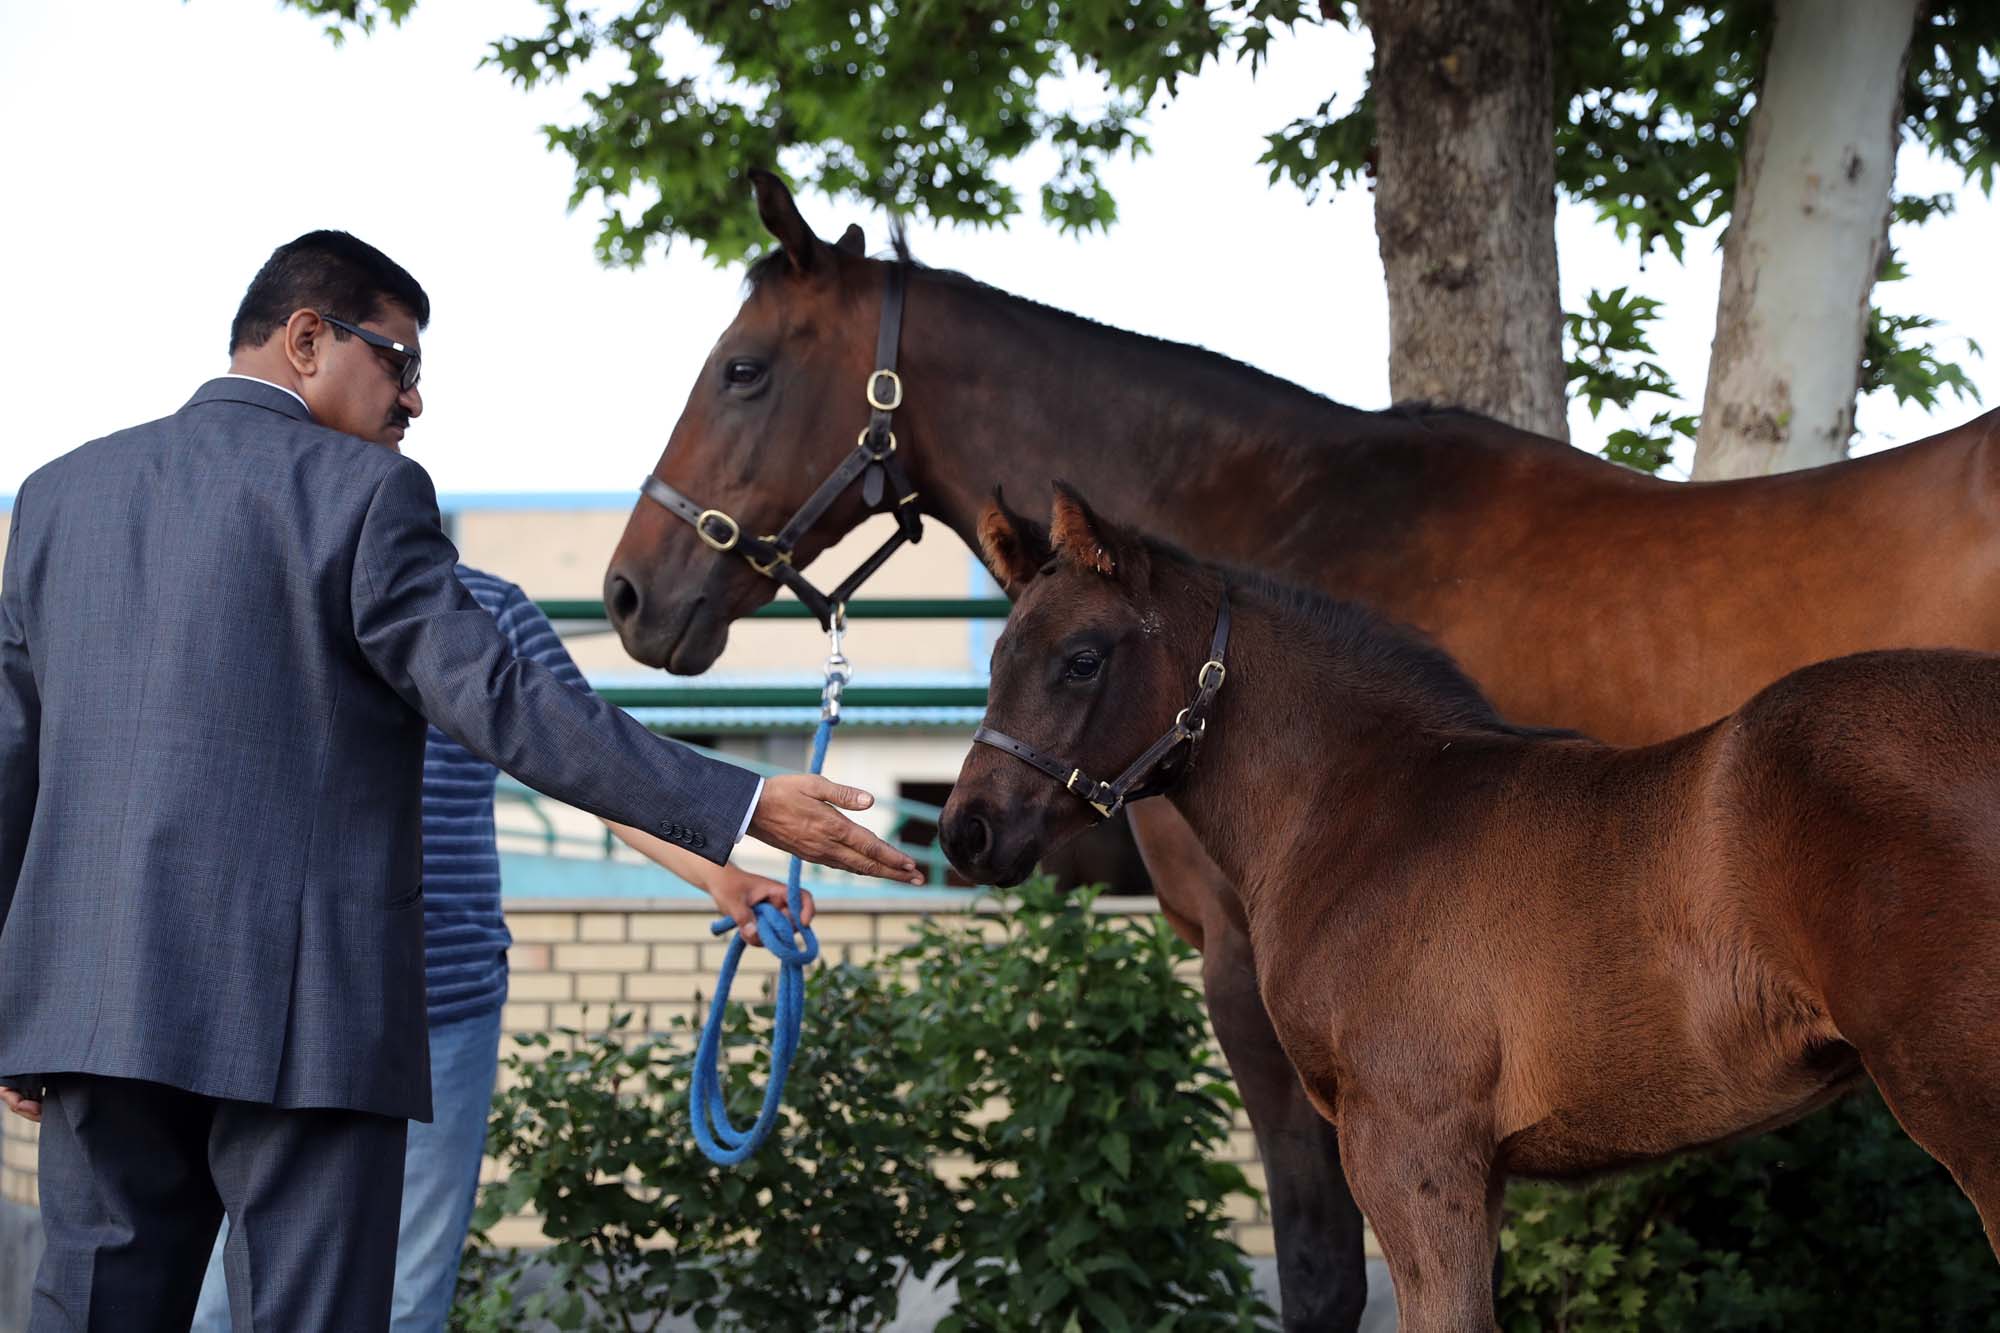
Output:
[{"xmin": 228, "ymin": 230, "xmax": 431, "ymax": 353}]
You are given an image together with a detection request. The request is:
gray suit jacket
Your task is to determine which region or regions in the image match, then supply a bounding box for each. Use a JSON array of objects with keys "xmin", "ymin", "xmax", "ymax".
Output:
[{"xmin": 0, "ymin": 378, "xmax": 758, "ymax": 1120}]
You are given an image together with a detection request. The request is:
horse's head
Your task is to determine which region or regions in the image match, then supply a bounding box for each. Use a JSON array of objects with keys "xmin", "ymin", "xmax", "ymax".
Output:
[
  {"xmin": 942, "ymin": 483, "xmax": 1198, "ymax": 887},
  {"xmin": 606, "ymin": 170, "xmax": 891, "ymax": 672}
]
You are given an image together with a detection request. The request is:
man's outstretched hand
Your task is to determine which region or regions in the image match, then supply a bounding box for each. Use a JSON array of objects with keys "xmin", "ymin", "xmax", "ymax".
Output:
[{"xmin": 747, "ymin": 774, "xmax": 924, "ymax": 885}]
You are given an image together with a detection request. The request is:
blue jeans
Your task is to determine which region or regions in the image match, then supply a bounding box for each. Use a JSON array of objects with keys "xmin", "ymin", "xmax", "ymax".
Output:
[{"xmin": 191, "ymin": 1004, "xmax": 504, "ymax": 1333}]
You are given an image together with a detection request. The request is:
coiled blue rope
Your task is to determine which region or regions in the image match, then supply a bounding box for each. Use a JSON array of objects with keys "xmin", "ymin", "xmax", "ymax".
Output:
[{"xmin": 689, "ymin": 714, "xmax": 831, "ymax": 1164}]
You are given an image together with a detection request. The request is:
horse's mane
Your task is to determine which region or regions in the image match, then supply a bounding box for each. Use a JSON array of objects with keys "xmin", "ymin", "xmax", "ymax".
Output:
[{"xmin": 745, "ymin": 230, "xmax": 1505, "ymax": 432}]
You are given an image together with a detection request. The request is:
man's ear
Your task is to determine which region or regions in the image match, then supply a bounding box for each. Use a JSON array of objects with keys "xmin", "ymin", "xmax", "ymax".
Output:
[
  {"xmin": 1049, "ymin": 480, "xmax": 1145, "ymax": 585},
  {"xmin": 750, "ymin": 168, "xmax": 821, "ymax": 273},
  {"xmin": 976, "ymin": 488, "xmax": 1052, "ymax": 596},
  {"xmin": 281, "ymin": 309, "xmax": 328, "ymax": 379}
]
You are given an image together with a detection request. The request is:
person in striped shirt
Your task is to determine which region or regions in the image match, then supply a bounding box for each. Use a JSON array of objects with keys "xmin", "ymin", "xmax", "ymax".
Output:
[{"xmin": 193, "ymin": 564, "xmax": 804, "ymax": 1332}]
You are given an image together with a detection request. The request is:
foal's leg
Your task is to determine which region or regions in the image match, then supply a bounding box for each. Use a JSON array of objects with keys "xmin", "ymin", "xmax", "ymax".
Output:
[
  {"xmin": 1337, "ymin": 1102, "xmax": 1502, "ymax": 1333},
  {"xmin": 1207, "ymin": 922, "xmax": 1371, "ymax": 1332},
  {"xmin": 1845, "ymin": 1012, "xmax": 2000, "ymax": 1256},
  {"xmin": 1128, "ymin": 801, "xmax": 1370, "ymax": 1333}
]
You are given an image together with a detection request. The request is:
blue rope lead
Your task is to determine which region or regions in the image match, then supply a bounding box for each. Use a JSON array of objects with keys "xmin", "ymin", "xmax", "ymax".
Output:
[{"xmin": 689, "ymin": 709, "xmax": 834, "ymax": 1165}]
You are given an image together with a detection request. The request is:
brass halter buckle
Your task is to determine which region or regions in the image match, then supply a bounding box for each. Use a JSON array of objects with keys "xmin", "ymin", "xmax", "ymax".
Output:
[
  {"xmin": 1066, "ymin": 768, "xmax": 1114, "ymax": 819},
  {"xmin": 866, "ymin": 369, "xmax": 904, "ymax": 412},
  {"xmin": 1197, "ymin": 660, "xmax": 1227, "ymax": 691},
  {"xmin": 747, "ymin": 539, "xmax": 792, "ymax": 577},
  {"xmin": 695, "ymin": 509, "xmax": 742, "ymax": 553},
  {"xmin": 857, "ymin": 427, "xmax": 898, "ymax": 458}
]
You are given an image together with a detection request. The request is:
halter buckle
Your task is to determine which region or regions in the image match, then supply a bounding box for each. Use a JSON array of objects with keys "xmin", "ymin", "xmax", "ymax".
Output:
[
  {"xmin": 696, "ymin": 509, "xmax": 742, "ymax": 553},
  {"xmin": 1066, "ymin": 769, "xmax": 1114, "ymax": 819},
  {"xmin": 1174, "ymin": 707, "xmax": 1207, "ymax": 737},
  {"xmin": 1197, "ymin": 660, "xmax": 1227, "ymax": 691},
  {"xmin": 866, "ymin": 369, "xmax": 904, "ymax": 412},
  {"xmin": 747, "ymin": 539, "xmax": 792, "ymax": 576},
  {"xmin": 857, "ymin": 427, "xmax": 898, "ymax": 460}
]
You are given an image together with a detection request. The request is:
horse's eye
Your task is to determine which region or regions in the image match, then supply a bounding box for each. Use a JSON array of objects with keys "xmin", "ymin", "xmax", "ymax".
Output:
[
  {"xmin": 1065, "ymin": 650, "xmax": 1102, "ymax": 681},
  {"xmin": 724, "ymin": 358, "xmax": 765, "ymax": 387}
]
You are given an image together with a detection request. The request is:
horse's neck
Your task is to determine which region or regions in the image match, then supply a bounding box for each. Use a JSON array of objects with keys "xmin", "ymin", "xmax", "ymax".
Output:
[
  {"xmin": 899, "ymin": 274, "xmax": 1592, "ymax": 568},
  {"xmin": 1159, "ymin": 575, "xmax": 1495, "ymax": 903}
]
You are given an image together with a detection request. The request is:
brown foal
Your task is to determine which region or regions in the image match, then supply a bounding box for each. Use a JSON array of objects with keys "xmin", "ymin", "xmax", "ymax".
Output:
[{"xmin": 941, "ymin": 485, "xmax": 2000, "ymax": 1333}]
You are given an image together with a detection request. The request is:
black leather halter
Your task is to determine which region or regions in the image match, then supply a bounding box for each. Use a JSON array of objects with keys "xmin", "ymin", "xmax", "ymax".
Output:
[
  {"xmin": 972, "ymin": 590, "xmax": 1232, "ymax": 820},
  {"xmin": 638, "ymin": 263, "xmax": 924, "ymax": 630}
]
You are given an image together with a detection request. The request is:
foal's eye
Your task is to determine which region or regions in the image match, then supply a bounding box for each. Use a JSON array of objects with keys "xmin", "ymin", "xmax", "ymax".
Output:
[
  {"xmin": 1065, "ymin": 650, "xmax": 1102, "ymax": 681},
  {"xmin": 724, "ymin": 358, "xmax": 765, "ymax": 387}
]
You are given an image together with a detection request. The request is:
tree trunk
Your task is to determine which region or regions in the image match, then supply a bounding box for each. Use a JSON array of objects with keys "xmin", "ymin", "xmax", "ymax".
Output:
[
  {"xmin": 1692, "ymin": 0, "xmax": 1920, "ymax": 480},
  {"xmin": 1364, "ymin": 0, "xmax": 1567, "ymax": 440}
]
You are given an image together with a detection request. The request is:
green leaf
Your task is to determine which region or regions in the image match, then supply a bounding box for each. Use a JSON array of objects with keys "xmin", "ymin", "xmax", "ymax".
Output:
[{"xmin": 1103, "ymin": 1130, "xmax": 1132, "ymax": 1180}]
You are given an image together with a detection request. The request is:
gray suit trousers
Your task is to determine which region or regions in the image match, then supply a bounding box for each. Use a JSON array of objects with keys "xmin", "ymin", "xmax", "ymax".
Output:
[{"xmin": 30, "ymin": 1074, "xmax": 405, "ymax": 1332}]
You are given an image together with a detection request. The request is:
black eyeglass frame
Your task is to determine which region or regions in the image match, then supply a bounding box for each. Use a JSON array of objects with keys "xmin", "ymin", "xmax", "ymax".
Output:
[{"xmin": 319, "ymin": 314, "xmax": 422, "ymax": 392}]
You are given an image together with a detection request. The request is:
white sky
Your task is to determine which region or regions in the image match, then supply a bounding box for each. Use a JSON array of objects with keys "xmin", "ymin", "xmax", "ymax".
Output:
[{"xmin": 1, "ymin": 0, "xmax": 1992, "ymax": 497}]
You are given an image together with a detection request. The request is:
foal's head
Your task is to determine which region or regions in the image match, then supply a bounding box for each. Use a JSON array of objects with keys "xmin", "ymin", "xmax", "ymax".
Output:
[{"xmin": 941, "ymin": 484, "xmax": 1208, "ymax": 886}]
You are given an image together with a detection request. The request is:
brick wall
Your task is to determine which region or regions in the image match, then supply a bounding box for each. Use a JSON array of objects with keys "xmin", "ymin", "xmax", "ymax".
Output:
[{"xmin": 1, "ymin": 898, "xmax": 1284, "ymax": 1258}]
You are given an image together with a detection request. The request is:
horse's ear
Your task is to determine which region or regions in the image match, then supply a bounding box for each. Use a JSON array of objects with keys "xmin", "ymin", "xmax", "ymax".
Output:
[
  {"xmin": 835, "ymin": 223, "xmax": 865, "ymax": 256},
  {"xmin": 977, "ymin": 488, "xmax": 1050, "ymax": 595},
  {"xmin": 1049, "ymin": 480, "xmax": 1142, "ymax": 584},
  {"xmin": 749, "ymin": 168, "xmax": 821, "ymax": 273}
]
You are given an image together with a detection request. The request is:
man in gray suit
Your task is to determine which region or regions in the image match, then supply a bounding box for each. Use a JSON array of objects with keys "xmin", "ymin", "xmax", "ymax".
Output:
[{"xmin": 0, "ymin": 231, "xmax": 919, "ymax": 1331}]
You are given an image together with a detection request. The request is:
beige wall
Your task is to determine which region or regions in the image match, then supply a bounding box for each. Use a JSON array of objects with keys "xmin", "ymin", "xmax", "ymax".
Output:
[
  {"xmin": 0, "ymin": 899, "xmax": 1294, "ymax": 1260},
  {"xmin": 453, "ymin": 508, "xmax": 994, "ymax": 678}
]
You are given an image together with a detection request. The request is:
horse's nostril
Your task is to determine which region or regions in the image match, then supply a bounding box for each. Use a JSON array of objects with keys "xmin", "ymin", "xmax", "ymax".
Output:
[
  {"xmin": 606, "ymin": 572, "xmax": 640, "ymax": 624},
  {"xmin": 964, "ymin": 814, "xmax": 993, "ymax": 862}
]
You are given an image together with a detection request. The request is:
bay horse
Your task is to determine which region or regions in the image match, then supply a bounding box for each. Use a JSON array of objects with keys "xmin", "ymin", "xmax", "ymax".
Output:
[
  {"xmin": 603, "ymin": 170, "xmax": 2000, "ymax": 1331},
  {"xmin": 941, "ymin": 483, "xmax": 2000, "ymax": 1333}
]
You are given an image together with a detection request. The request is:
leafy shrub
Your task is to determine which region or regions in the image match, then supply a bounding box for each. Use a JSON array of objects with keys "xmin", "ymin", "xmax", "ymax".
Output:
[
  {"xmin": 1499, "ymin": 1089, "xmax": 2000, "ymax": 1331},
  {"xmin": 897, "ymin": 877, "xmax": 1270, "ymax": 1332},
  {"xmin": 453, "ymin": 883, "xmax": 1266, "ymax": 1330},
  {"xmin": 464, "ymin": 964, "xmax": 952, "ymax": 1332}
]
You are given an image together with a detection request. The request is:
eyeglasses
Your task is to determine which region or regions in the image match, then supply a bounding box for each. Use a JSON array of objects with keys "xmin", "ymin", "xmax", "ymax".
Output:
[{"xmin": 320, "ymin": 314, "xmax": 422, "ymax": 392}]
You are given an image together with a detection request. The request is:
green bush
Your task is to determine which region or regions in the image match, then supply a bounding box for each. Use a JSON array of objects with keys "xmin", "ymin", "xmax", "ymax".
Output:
[
  {"xmin": 1499, "ymin": 1089, "xmax": 2000, "ymax": 1331},
  {"xmin": 463, "ymin": 965, "xmax": 953, "ymax": 1333},
  {"xmin": 694, "ymin": 962, "xmax": 957, "ymax": 1332},
  {"xmin": 452, "ymin": 881, "xmax": 1268, "ymax": 1331},
  {"xmin": 897, "ymin": 878, "xmax": 1270, "ymax": 1333}
]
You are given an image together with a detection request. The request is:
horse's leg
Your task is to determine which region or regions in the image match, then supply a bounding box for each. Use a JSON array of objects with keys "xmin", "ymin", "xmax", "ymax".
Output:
[
  {"xmin": 1842, "ymin": 1007, "xmax": 2000, "ymax": 1256},
  {"xmin": 1126, "ymin": 800, "xmax": 1370, "ymax": 1333},
  {"xmin": 1336, "ymin": 1100, "xmax": 1502, "ymax": 1333}
]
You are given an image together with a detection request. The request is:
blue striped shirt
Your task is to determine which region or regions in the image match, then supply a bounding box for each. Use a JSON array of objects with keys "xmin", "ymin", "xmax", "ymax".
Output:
[{"xmin": 420, "ymin": 566, "xmax": 586, "ymax": 1026}]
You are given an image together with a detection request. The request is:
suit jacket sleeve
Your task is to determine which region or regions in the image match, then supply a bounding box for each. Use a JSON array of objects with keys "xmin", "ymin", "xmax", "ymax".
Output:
[
  {"xmin": 350, "ymin": 460, "xmax": 757, "ymax": 863},
  {"xmin": 0, "ymin": 488, "xmax": 40, "ymax": 934}
]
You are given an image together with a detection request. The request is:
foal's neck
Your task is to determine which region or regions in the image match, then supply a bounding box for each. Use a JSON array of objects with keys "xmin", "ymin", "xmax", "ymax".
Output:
[{"xmin": 1157, "ymin": 561, "xmax": 1522, "ymax": 906}]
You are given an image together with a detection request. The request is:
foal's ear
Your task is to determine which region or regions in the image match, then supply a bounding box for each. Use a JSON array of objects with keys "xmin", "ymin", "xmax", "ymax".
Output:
[
  {"xmin": 977, "ymin": 488, "xmax": 1051, "ymax": 595},
  {"xmin": 1049, "ymin": 480, "xmax": 1143, "ymax": 584},
  {"xmin": 749, "ymin": 168, "xmax": 821, "ymax": 273},
  {"xmin": 834, "ymin": 224, "xmax": 866, "ymax": 256}
]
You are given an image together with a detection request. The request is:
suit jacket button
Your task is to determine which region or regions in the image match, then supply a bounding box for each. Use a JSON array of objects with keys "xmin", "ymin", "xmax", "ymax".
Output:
[{"xmin": 689, "ymin": 833, "xmax": 706, "ymax": 849}]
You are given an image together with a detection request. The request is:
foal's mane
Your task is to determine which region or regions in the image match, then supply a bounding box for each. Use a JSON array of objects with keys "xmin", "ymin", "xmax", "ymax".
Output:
[
  {"xmin": 1217, "ymin": 557, "xmax": 1525, "ymax": 735},
  {"xmin": 745, "ymin": 233, "xmax": 1504, "ymax": 431}
]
